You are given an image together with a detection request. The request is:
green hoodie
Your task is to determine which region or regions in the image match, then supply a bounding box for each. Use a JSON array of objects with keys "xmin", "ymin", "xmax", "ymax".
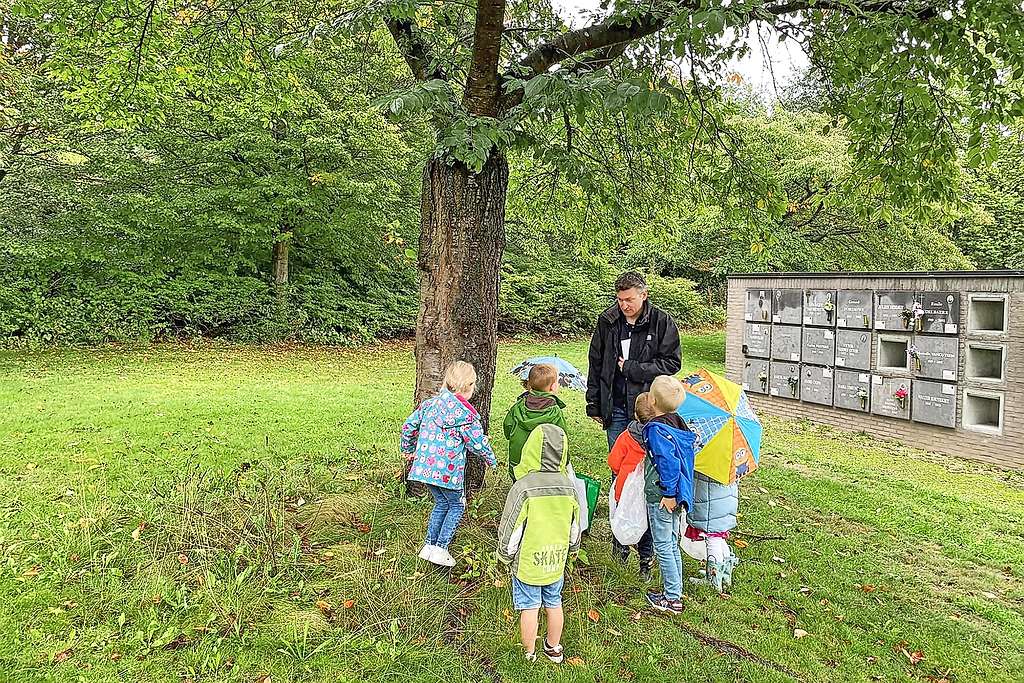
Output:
[
  {"xmin": 497, "ymin": 424, "xmax": 581, "ymax": 586},
  {"xmin": 503, "ymin": 391, "xmax": 567, "ymax": 481}
]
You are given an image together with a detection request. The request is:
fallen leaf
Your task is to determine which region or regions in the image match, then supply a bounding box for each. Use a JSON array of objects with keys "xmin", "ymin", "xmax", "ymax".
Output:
[
  {"xmin": 355, "ymin": 523, "xmax": 371, "ymax": 534},
  {"xmin": 254, "ymin": 676, "xmax": 271, "ymax": 683},
  {"xmin": 343, "ymin": 599, "xmax": 355, "ymax": 609},
  {"xmin": 793, "ymin": 628, "xmax": 809, "ymax": 639},
  {"xmin": 799, "ymin": 586, "xmax": 812, "ymax": 595},
  {"xmin": 131, "ymin": 524, "xmax": 145, "ymax": 541},
  {"xmin": 860, "ymin": 584, "xmax": 877, "ymax": 593},
  {"xmin": 21, "ymin": 565, "xmax": 41, "ymax": 578},
  {"xmin": 177, "ymin": 553, "xmax": 189, "ymax": 565},
  {"xmin": 906, "ymin": 650, "xmax": 924, "ymax": 665},
  {"xmin": 772, "ymin": 556, "xmax": 786, "ymax": 564},
  {"xmin": 110, "ymin": 653, "xmax": 122, "ymax": 661},
  {"xmin": 566, "ymin": 656, "xmax": 585, "ymax": 667},
  {"xmin": 315, "ymin": 600, "xmax": 331, "ymax": 613},
  {"xmin": 734, "ymin": 539, "xmax": 749, "ymax": 549},
  {"xmin": 503, "ymin": 609, "xmax": 514, "ymax": 623},
  {"xmin": 631, "ymin": 611, "xmax": 643, "ymax": 621},
  {"xmin": 53, "ymin": 648, "xmax": 73, "ymax": 663},
  {"xmin": 587, "ymin": 609, "xmax": 600, "ymax": 623}
]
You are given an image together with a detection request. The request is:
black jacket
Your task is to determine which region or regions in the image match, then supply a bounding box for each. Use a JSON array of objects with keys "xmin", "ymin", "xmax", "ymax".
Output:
[{"xmin": 586, "ymin": 302, "xmax": 682, "ymax": 425}]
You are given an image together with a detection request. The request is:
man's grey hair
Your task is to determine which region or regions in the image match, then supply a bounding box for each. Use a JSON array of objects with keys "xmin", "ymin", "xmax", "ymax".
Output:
[{"xmin": 614, "ymin": 271, "xmax": 648, "ymax": 294}]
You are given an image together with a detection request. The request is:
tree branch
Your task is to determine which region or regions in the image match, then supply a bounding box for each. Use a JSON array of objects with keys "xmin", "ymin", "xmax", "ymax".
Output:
[{"xmin": 386, "ymin": 18, "xmax": 446, "ymax": 81}]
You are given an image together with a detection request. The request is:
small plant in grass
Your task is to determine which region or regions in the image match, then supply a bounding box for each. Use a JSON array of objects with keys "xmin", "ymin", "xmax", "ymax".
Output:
[{"xmin": 458, "ymin": 541, "xmax": 499, "ymax": 582}]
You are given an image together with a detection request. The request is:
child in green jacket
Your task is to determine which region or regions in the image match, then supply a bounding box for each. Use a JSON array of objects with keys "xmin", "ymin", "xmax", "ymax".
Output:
[
  {"xmin": 497, "ymin": 424, "xmax": 581, "ymax": 663},
  {"xmin": 503, "ymin": 364, "xmax": 567, "ymax": 481}
]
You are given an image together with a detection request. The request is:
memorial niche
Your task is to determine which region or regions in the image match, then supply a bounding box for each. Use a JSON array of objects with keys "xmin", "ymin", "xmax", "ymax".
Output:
[
  {"xmin": 835, "ymin": 330, "xmax": 872, "ymax": 371},
  {"xmin": 743, "ymin": 323, "xmax": 771, "ymax": 359},
  {"xmin": 800, "ymin": 365, "xmax": 834, "ymax": 406},
  {"xmin": 745, "ymin": 289, "xmax": 773, "ymax": 322},
  {"xmin": 773, "ymin": 289, "xmax": 804, "ymax": 325},
  {"xmin": 771, "ymin": 325, "xmax": 802, "ymax": 362},
  {"xmin": 875, "ymin": 291, "xmax": 918, "ymax": 331},
  {"xmin": 742, "ymin": 359, "xmax": 771, "ymax": 395},
  {"xmin": 804, "ymin": 290, "xmax": 838, "ymax": 327},
  {"xmin": 836, "ymin": 290, "xmax": 873, "ymax": 329},
  {"xmin": 770, "ymin": 363, "xmax": 801, "ymax": 399},
  {"xmin": 916, "ymin": 292, "xmax": 960, "ymax": 334},
  {"xmin": 801, "ymin": 328, "xmax": 836, "ymax": 366},
  {"xmin": 871, "ymin": 376, "xmax": 912, "ymax": 420},
  {"xmin": 834, "ymin": 369, "xmax": 872, "ymax": 412},
  {"xmin": 909, "ymin": 335, "xmax": 959, "ymax": 381},
  {"xmin": 911, "ymin": 379, "xmax": 957, "ymax": 428}
]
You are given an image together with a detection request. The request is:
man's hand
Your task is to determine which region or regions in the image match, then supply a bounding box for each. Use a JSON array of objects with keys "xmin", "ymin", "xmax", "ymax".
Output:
[
  {"xmin": 659, "ymin": 496, "xmax": 677, "ymax": 512},
  {"xmin": 617, "ymin": 356, "xmax": 625, "ymax": 371},
  {"xmin": 589, "ymin": 416, "xmax": 604, "ymax": 428}
]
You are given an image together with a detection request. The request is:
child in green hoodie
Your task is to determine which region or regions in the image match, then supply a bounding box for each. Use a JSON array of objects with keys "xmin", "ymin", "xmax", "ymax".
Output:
[{"xmin": 503, "ymin": 364, "xmax": 567, "ymax": 481}]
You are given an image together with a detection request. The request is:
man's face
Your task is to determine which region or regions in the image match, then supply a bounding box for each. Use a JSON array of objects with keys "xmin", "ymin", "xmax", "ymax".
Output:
[{"xmin": 616, "ymin": 287, "xmax": 648, "ymax": 319}]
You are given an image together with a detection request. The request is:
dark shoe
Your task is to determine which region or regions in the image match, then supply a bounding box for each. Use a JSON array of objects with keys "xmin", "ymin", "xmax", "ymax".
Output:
[
  {"xmin": 647, "ymin": 591, "xmax": 684, "ymax": 615},
  {"xmin": 543, "ymin": 640, "xmax": 564, "ymax": 663},
  {"xmin": 639, "ymin": 563, "xmax": 653, "ymax": 583}
]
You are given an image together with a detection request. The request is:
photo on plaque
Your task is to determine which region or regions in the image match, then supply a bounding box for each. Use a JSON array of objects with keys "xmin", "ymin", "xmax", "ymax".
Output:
[
  {"xmin": 771, "ymin": 325, "xmax": 802, "ymax": 362},
  {"xmin": 770, "ymin": 363, "xmax": 801, "ymax": 400},
  {"xmin": 802, "ymin": 327, "xmax": 836, "ymax": 366},
  {"xmin": 834, "ymin": 330, "xmax": 872, "ymax": 371},
  {"xmin": 804, "ymin": 290, "xmax": 838, "ymax": 327},
  {"xmin": 742, "ymin": 359, "xmax": 771, "ymax": 395},
  {"xmin": 875, "ymin": 291, "xmax": 918, "ymax": 331},
  {"xmin": 915, "ymin": 292, "xmax": 960, "ymax": 334},
  {"xmin": 772, "ymin": 289, "xmax": 804, "ymax": 325},
  {"xmin": 911, "ymin": 379, "xmax": 957, "ymax": 428},
  {"xmin": 800, "ymin": 365, "xmax": 834, "ymax": 406},
  {"xmin": 745, "ymin": 289, "xmax": 773, "ymax": 322},
  {"xmin": 743, "ymin": 323, "xmax": 772, "ymax": 359},
  {"xmin": 836, "ymin": 290, "xmax": 873, "ymax": 329},
  {"xmin": 870, "ymin": 375, "xmax": 912, "ymax": 420},
  {"xmin": 908, "ymin": 335, "xmax": 959, "ymax": 382},
  {"xmin": 834, "ymin": 369, "xmax": 872, "ymax": 412}
]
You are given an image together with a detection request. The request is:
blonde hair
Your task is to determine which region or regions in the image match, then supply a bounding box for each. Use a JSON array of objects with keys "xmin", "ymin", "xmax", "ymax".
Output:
[
  {"xmin": 634, "ymin": 392, "xmax": 657, "ymax": 424},
  {"xmin": 650, "ymin": 375, "xmax": 685, "ymax": 413},
  {"xmin": 443, "ymin": 361, "xmax": 477, "ymax": 395},
  {"xmin": 526, "ymin": 363, "xmax": 558, "ymax": 392}
]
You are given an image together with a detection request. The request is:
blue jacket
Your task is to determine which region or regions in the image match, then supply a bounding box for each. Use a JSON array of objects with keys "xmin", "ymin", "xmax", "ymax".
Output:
[
  {"xmin": 688, "ymin": 473, "xmax": 738, "ymax": 534},
  {"xmin": 642, "ymin": 413, "xmax": 697, "ymax": 511},
  {"xmin": 401, "ymin": 390, "xmax": 496, "ymax": 490}
]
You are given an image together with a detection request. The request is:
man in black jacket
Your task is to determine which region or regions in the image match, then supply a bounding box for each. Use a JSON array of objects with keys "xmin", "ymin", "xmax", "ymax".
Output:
[{"xmin": 587, "ymin": 271, "xmax": 682, "ymax": 574}]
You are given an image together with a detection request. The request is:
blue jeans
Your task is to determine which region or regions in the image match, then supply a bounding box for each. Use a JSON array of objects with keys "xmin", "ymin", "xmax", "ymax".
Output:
[
  {"xmin": 605, "ymin": 404, "xmax": 631, "ymax": 451},
  {"xmin": 648, "ymin": 502, "xmax": 684, "ymax": 600},
  {"xmin": 425, "ymin": 485, "xmax": 465, "ymax": 549}
]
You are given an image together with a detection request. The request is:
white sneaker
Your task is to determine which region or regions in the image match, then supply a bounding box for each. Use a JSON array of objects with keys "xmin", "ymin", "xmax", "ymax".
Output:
[
  {"xmin": 430, "ymin": 547, "xmax": 457, "ymax": 567},
  {"xmin": 418, "ymin": 544, "xmax": 437, "ymax": 561}
]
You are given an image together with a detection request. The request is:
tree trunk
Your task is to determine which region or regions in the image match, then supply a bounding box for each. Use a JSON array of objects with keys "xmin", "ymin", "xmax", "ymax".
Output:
[
  {"xmin": 408, "ymin": 153, "xmax": 508, "ymax": 496},
  {"xmin": 271, "ymin": 227, "xmax": 289, "ymax": 321}
]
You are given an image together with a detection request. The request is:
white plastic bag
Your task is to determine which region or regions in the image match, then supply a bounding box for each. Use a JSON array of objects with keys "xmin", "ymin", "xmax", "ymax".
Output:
[
  {"xmin": 609, "ymin": 467, "xmax": 648, "ymax": 545},
  {"xmin": 566, "ymin": 462, "xmax": 590, "ymax": 533}
]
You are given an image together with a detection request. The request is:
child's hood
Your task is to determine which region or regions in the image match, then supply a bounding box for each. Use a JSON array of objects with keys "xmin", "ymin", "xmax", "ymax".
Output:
[
  {"xmin": 626, "ymin": 419, "xmax": 646, "ymax": 445},
  {"xmin": 508, "ymin": 390, "xmax": 565, "ymax": 426},
  {"xmin": 513, "ymin": 423, "xmax": 569, "ymax": 479},
  {"xmin": 422, "ymin": 390, "xmax": 478, "ymax": 428}
]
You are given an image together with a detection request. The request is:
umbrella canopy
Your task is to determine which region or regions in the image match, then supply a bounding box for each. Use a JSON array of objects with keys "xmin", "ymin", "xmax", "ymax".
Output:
[
  {"xmin": 676, "ymin": 369, "xmax": 762, "ymax": 484},
  {"xmin": 510, "ymin": 356, "xmax": 587, "ymax": 392}
]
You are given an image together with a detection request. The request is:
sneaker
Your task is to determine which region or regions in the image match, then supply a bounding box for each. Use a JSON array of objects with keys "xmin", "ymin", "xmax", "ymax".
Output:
[
  {"xmin": 430, "ymin": 546, "xmax": 457, "ymax": 567},
  {"xmin": 417, "ymin": 544, "xmax": 437, "ymax": 561},
  {"xmin": 543, "ymin": 641, "xmax": 564, "ymax": 663},
  {"xmin": 639, "ymin": 560, "xmax": 654, "ymax": 583},
  {"xmin": 525, "ymin": 651, "xmax": 537, "ymax": 663},
  {"xmin": 647, "ymin": 591, "xmax": 684, "ymax": 615}
]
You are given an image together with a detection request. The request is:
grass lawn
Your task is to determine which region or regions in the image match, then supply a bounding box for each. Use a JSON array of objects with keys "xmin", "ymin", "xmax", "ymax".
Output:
[{"xmin": 1, "ymin": 332, "xmax": 1022, "ymax": 682}]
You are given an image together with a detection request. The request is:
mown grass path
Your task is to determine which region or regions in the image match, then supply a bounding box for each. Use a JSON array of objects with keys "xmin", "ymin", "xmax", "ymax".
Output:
[{"xmin": 2, "ymin": 334, "xmax": 1022, "ymax": 682}]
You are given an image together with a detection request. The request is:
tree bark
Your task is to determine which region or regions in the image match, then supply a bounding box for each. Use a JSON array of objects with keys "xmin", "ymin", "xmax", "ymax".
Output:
[
  {"xmin": 271, "ymin": 227, "xmax": 289, "ymax": 321},
  {"xmin": 408, "ymin": 153, "xmax": 508, "ymax": 496}
]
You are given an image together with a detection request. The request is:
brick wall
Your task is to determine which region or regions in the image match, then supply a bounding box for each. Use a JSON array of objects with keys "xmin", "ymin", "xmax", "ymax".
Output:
[{"xmin": 726, "ymin": 274, "xmax": 1024, "ymax": 469}]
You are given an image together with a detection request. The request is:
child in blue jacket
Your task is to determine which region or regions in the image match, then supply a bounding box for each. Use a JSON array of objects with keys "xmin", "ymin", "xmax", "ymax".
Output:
[{"xmin": 642, "ymin": 375, "xmax": 697, "ymax": 615}]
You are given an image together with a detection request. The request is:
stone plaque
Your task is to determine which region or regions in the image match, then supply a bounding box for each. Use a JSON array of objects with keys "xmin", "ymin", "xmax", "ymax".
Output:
[
  {"xmin": 800, "ymin": 365, "xmax": 834, "ymax": 406},
  {"xmin": 745, "ymin": 289, "xmax": 773, "ymax": 322},
  {"xmin": 769, "ymin": 362, "xmax": 801, "ymax": 400},
  {"xmin": 804, "ymin": 289, "xmax": 838, "ymax": 327},
  {"xmin": 870, "ymin": 376, "xmax": 911, "ymax": 420},
  {"xmin": 835, "ymin": 330, "xmax": 872, "ymax": 371},
  {"xmin": 802, "ymin": 328, "xmax": 836, "ymax": 366},
  {"xmin": 743, "ymin": 323, "xmax": 772, "ymax": 359},
  {"xmin": 771, "ymin": 325, "xmax": 802, "ymax": 362},
  {"xmin": 875, "ymin": 291, "xmax": 917, "ymax": 331},
  {"xmin": 911, "ymin": 379, "xmax": 957, "ymax": 428},
  {"xmin": 834, "ymin": 369, "xmax": 872, "ymax": 412},
  {"xmin": 772, "ymin": 289, "xmax": 803, "ymax": 325},
  {"xmin": 742, "ymin": 358, "xmax": 771, "ymax": 395},
  {"xmin": 836, "ymin": 290, "xmax": 873, "ymax": 329},
  {"xmin": 910, "ymin": 335, "xmax": 959, "ymax": 381},
  {"xmin": 916, "ymin": 292, "xmax": 960, "ymax": 334}
]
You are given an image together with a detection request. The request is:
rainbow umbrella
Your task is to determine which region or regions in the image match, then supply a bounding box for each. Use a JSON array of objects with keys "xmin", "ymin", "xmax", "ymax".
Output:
[{"xmin": 677, "ymin": 369, "xmax": 762, "ymax": 484}]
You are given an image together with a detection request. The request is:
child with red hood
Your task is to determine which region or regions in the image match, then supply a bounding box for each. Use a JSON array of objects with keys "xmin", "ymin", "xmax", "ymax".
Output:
[{"xmin": 607, "ymin": 392, "xmax": 657, "ymax": 581}]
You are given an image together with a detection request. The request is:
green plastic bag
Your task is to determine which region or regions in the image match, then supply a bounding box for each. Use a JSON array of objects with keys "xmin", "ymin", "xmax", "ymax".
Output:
[{"xmin": 575, "ymin": 473, "xmax": 601, "ymax": 526}]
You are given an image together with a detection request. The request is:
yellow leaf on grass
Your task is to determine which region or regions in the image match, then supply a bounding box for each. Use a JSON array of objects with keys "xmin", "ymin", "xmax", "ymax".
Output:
[
  {"xmin": 587, "ymin": 609, "xmax": 600, "ymax": 623},
  {"xmin": 566, "ymin": 657, "xmax": 585, "ymax": 667},
  {"xmin": 734, "ymin": 539, "xmax": 749, "ymax": 549},
  {"xmin": 315, "ymin": 600, "xmax": 331, "ymax": 613}
]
